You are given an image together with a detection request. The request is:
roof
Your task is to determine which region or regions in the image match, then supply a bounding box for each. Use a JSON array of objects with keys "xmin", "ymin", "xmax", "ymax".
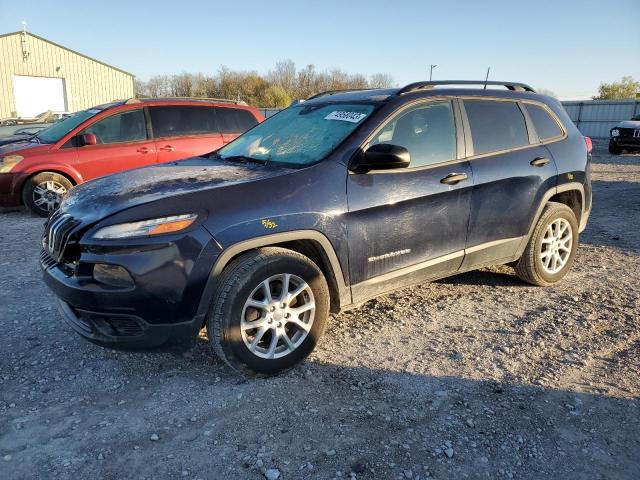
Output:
[
  {"xmin": 304, "ymin": 81, "xmax": 541, "ymax": 105},
  {"xmin": 0, "ymin": 31, "xmax": 134, "ymax": 77}
]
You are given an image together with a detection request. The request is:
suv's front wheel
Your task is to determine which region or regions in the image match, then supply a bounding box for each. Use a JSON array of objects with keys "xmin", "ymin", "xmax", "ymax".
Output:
[
  {"xmin": 207, "ymin": 247, "xmax": 330, "ymax": 375},
  {"xmin": 515, "ymin": 202, "xmax": 579, "ymax": 286}
]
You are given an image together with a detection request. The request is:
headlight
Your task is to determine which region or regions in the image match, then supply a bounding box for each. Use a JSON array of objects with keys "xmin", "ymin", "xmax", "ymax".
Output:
[
  {"xmin": 93, "ymin": 213, "xmax": 197, "ymax": 239},
  {"xmin": 611, "ymin": 129, "xmax": 620, "ymax": 137},
  {"xmin": 0, "ymin": 155, "xmax": 24, "ymax": 173}
]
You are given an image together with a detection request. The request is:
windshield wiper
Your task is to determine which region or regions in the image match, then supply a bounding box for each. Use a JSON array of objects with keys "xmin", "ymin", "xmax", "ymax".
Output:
[
  {"xmin": 28, "ymin": 135, "xmax": 41, "ymax": 144},
  {"xmin": 219, "ymin": 154, "xmax": 268, "ymax": 165}
]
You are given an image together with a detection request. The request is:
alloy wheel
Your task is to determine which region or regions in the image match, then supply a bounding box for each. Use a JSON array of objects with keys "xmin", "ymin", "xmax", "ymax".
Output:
[
  {"xmin": 240, "ymin": 273, "xmax": 315, "ymax": 359},
  {"xmin": 32, "ymin": 180, "xmax": 67, "ymax": 212},
  {"xmin": 539, "ymin": 218, "xmax": 573, "ymax": 274}
]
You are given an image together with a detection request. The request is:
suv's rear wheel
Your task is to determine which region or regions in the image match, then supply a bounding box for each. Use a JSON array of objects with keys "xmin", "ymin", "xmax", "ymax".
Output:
[
  {"xmin": 608, "ymin": 140, "xmax": 622, "ymax": 155},
  {"xmin": 515, "ymin": 202, "xmax": 579, "ymax": 286},
  {"xmin": 207, "ymin": 247, "xmax": 330, "ymax": 375},
  {"xmin": 22, "ymin": 172, "xmax": 73, "ymax": 217}
]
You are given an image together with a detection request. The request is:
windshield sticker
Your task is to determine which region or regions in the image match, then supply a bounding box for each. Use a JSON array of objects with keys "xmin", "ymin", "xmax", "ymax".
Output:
[
  {"xmin": 87, "ymin": 109, "xmax": 102, "ymax": 114},
  {"xmin": 324, "ymin": 111, "xmax": 368, "ymax": 123}
]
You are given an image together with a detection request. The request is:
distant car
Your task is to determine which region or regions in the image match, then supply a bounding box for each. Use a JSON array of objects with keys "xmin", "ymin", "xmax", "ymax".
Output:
[
  {"xmin": 609, "ymin": 115, "xmax": 640, "ymax": 154},
  {"xmin": 0, "ymin": 98, "xmax": 263, "ymax": 215},
  {"xmin": 40, "ymin": 80, "xmax": 593, "ymax": 375},
  {"xmin": 0, "ymin": 110, "xmax": 55, "ymax": 126}
]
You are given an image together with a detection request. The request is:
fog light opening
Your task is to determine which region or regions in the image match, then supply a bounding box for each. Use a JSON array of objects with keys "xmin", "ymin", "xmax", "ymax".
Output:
[{"xmin": 92, "ymin": 264, "xmax": 134, "ymax": 288}]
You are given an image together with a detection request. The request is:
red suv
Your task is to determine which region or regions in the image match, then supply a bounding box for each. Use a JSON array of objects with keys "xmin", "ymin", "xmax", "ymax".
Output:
[{"xmin": 0, "ymin": 98, "xmax": 263, "ymax": 216}]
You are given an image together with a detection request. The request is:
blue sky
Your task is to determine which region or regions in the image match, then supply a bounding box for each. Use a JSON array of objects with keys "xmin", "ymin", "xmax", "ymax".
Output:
[{"xmin": 1, "ymin": 0, "xmax": 639, "ymax": 99}]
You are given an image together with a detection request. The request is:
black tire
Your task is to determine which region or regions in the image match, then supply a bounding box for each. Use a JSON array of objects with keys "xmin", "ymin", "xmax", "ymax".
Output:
[
  {"xmin": 608, "ymin": 141, "xmax": 622, "ymax": 155},
  {"xmin": 515, "ymin": 202, "xmax": 579, "ymax": 286},
  {"xmin": 207, "ymin": 247, "xmax": 330, "ymax": 375},
  {"xmin": 22, "ymin": 172, "xmax": 73, "ymax": 217}
]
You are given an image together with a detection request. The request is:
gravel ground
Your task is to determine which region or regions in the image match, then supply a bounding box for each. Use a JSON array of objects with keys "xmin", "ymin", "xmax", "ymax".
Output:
[{"xmin": 1, "ymin": 140, "xmax": 639, "ymax": 480}]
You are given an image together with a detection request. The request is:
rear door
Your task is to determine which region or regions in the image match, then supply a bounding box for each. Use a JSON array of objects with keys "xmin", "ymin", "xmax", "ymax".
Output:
[
  {"xmin": 346, "ymin": 99, "xmax": 472, "ymax": 301},
  {"xmin": 75, "ymin": 108, "xmax": 157, "ymax": 180},
  {"xmin": 460, "ymin": 98, "xmax": 558, "ymax": 268},
  {"xmin": 149, "ymin": 105, "xmax": 224, "ymax": 163},
  {"xmin": 216, "ymin": 107, "xmax": 260, "ymax": 144}
]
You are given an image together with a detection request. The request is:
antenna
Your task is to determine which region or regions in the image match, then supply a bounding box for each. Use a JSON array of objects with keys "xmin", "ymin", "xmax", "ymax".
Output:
[
  {"xmin": 483, "ymin": 67, "xmax": 490, "ymax": 89},
  {"xmin": 429, "ymin": 64, "xmax": 437, "ymax": 81}
]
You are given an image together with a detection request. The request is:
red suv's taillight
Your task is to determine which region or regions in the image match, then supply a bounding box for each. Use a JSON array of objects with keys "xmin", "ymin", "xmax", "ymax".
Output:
[{"xmin": 584, "ymin": 136, "xmax": 593, "ymax": 153}]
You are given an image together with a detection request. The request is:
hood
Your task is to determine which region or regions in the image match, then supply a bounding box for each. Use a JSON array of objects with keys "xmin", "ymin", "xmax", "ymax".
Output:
[
  {"xmin": 614, "ymin": 120, "xmax": 640, "ymax": 129},
  {"xmin": 0, "ymin": 134, "xmax": 33, "ymax": 147},
  {"xmin": 0, "ymin": 140, "xmax": 51, "ymax": 156},
  {"xmin": 59, "ymin": 156, "xmax": 293, "ymax": 224}
]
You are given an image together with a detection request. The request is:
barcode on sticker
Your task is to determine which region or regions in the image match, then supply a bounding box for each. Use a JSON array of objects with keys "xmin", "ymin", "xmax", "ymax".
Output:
[{"xmin": 324, "ymin": 111, "xmax": 367, "ymax": 123}]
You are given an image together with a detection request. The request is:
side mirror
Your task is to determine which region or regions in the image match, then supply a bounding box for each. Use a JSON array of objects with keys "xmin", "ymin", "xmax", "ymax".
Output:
[
  {"xmin": 355, "ymin": 143, "xmax": 410, "ymax": 171},
  {"xmin": 80, "ymin": 133, "xmax": 97, "ymax": 146}
]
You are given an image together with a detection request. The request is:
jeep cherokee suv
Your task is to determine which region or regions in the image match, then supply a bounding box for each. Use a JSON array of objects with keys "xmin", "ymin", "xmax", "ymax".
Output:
[{"xmin": 41, "ymin": 80, "xmax": 592, "ymax": 375}]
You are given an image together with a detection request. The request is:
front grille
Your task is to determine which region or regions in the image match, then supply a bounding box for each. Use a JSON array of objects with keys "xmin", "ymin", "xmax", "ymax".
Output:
[
  {"xmin": 617, "ymin": 128, "xmax": 640, "ymax": 138},
  {"xmin": 43, "ymin": 211, "xmax": 80, "ymax": 263},
  {"xmin": 74, "ymin": 308, "xmax": 146, "ymax": 337},
  {"xmin": 40, "ymin": 249, "xmax": 57, "ymax": 269}
]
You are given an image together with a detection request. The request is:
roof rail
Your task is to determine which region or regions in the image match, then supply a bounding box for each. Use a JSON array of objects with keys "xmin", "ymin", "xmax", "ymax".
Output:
[
  {"xmin": 307, "ymin": 88, "xmax": 376, "ymax": 100},
  {"xmin": 126, "ymin": 97, "xmax": 247, "ymax": 105},
  {"xmin": 397, "ymin": 80, "xmax": 536, "ymax": 95}
]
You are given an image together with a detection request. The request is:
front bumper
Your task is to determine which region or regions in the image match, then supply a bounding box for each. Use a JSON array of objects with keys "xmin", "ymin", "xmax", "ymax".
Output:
[
  {"xmin": 610, "ymin": 136, "xmax": 640, "ymax": 148},
  {"xmin": 0, "ymin": 173, "xmax": 25, "ymax": 207},
  {"xmin": 41, "ymin": 226, "xmax": 221, "ymax": 350}
]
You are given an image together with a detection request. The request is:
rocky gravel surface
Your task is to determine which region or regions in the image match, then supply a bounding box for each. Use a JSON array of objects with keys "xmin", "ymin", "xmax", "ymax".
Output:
[{"xmin": 1, "ymin": 141, "xmax": 639, "ymax": 479}]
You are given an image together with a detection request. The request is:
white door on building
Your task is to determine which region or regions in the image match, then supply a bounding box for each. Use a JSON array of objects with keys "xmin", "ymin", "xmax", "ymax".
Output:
[{"xmin": 12, "ymin": 75, "xmax": 67, "ymax": 117}]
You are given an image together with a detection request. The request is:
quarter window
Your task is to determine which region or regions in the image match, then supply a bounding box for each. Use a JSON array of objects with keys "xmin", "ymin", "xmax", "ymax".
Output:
[
  {"xmin": 149, "ymin": 106, "xmax": 217, "ymax": 138},
  {"xmin": 371, "ymin": 101, "xmax": 457, "ymax": 168},
  {"xmin": 464, "ymin": 100, "xmax": 529, "ymax": 155},
  {"xmin": 83, "ymin": 109, "xmax": 146, "ymax": 144},
  {"xmin": 216, "ymin": 107, "xmax": 258, "ymax": 134},
  {"xmin": 526, "ymin": 104, "xmax": 562, "ymax": 141}
]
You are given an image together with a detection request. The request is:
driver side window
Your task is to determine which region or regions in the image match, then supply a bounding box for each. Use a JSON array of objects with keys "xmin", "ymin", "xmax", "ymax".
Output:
[
  {"xmin": 83, "ymin": 109, "xmax": 147, "ymax": 145},
  {"xmin": 371, "ymin": 101, "xmax": 456, "ymax": 168}
]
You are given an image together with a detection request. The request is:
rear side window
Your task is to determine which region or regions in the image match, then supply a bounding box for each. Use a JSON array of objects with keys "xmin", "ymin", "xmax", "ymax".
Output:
[
  {"xmin": 216, "ymin": 107, "xmax": 258, "ymax": 134},
  {"xmin": 525, "ymin": 103, "xmax": 563, "ymax": 141},
  {"xmin": 464, "ymin": 100, "xmax": 529, "ymax": 155},
  {"xmin": 150, "ymin": 106, "xmax": 217, "ymax": 138},
  {"xmin": 83, "ymin": 109, "xmax": 146, "ymax": 144}
]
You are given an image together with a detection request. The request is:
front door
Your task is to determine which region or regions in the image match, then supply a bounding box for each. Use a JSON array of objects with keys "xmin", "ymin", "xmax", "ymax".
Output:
[
  {"xmin": 346, "ymin": 100, "xmax": 472, "ymax": 302},
  {"xmin": 76, "ymin": 108, "xmax": 157, "ymax": 181}
]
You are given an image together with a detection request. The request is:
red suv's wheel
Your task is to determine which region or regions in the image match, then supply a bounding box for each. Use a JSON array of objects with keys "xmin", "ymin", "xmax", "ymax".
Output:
[{"xmin": 22, "ymin": 172, "xmax": 73, "ymax": 217}]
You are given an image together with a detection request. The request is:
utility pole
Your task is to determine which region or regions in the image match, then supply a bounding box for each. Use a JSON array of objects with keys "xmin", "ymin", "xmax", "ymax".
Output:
[{"xmin": 429, "ymin": 64, "xmax": 437, "ymax": 81}]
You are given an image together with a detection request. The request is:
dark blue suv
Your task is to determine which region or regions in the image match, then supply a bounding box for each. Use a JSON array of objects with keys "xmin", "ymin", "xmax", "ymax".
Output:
[{"xmin": 41, "ymin": 81, "xmax": 593, "ymax": 374}]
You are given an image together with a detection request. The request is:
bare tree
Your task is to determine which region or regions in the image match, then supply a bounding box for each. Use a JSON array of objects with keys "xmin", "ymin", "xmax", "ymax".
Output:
[{"xmin": 369, "ymin": 73, "xmax": 394, "ymax": 88}]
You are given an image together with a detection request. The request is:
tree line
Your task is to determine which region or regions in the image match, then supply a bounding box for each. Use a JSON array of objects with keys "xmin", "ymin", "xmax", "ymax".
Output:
[{"xmin": 135, "ymin": 60, "xmax": 394, "ymax": 107}]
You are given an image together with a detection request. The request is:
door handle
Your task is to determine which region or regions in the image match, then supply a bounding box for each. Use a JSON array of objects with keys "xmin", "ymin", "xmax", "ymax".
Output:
[
  {"xmin": 136, "ymin": 147, "xmax": 151, "ymax": 154},
  {"xmin": 159, "ymin": 145, "xmax": 175, "ymax": 152},
  {"xmin": 440, "ymin": 172, "xmax": 468, "ymax": 185},
  {"xmin": 530, "ymin": 156, "xmax": 550, "ymax": 167}
]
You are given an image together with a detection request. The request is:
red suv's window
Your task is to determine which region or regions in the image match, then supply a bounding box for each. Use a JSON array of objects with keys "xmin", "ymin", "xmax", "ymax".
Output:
[
  {"xmin": 83, "ymin": 109, "xmax": 147, "ymax": 144},
  {"xmin": 149, "ymin": 106, "xmax": 218, "ymax": 138},
  {"xmin": 215, "ymin": 107, "xmax": 258, "ymax": 134}
]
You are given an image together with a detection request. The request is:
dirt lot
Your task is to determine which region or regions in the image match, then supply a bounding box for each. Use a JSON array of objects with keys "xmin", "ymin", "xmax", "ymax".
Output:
[{"xmin": 1, "ymin": 140, "xmax": 638, "ymax": 480}]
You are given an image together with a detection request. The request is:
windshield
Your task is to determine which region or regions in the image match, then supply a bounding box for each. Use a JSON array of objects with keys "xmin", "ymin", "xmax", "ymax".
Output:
[
  {"xmin": 36, "ymin": 108, "xmax": 104, "ymax": 144},
  {"xmin": 216, "ymin": 103, "xmax": 376, "ymax": 166}
]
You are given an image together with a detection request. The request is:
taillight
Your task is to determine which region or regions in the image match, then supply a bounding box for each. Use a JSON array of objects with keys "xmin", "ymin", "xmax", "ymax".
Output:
[{"xmin": 584, "ymin": 136, "xmax": 593, "ymax": 153}]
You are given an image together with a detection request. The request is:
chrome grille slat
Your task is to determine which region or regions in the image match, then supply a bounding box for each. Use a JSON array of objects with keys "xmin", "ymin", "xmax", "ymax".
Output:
[{"xmin": 43, "ymin": 213, "xmax": 78, "ymax": 263}]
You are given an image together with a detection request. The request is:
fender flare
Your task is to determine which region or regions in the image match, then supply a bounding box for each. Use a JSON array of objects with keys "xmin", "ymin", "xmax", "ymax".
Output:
[
  {"xmin": 516, "ymin": 182, "xmax": 587, "ymax": 256},
  {"xmin": 195, "ymin": 230, "xmax": 351, "ymax": 319}
]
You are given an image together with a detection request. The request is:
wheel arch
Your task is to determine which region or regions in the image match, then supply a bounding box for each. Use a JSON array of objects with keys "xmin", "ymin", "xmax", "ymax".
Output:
[
  {"xmin": 196, "ymin": 231, "xmax": 351, "ymax": 319},
  {"xmin": 19, "ymin": 168, "xmax": 80, "ymax": 206}
]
